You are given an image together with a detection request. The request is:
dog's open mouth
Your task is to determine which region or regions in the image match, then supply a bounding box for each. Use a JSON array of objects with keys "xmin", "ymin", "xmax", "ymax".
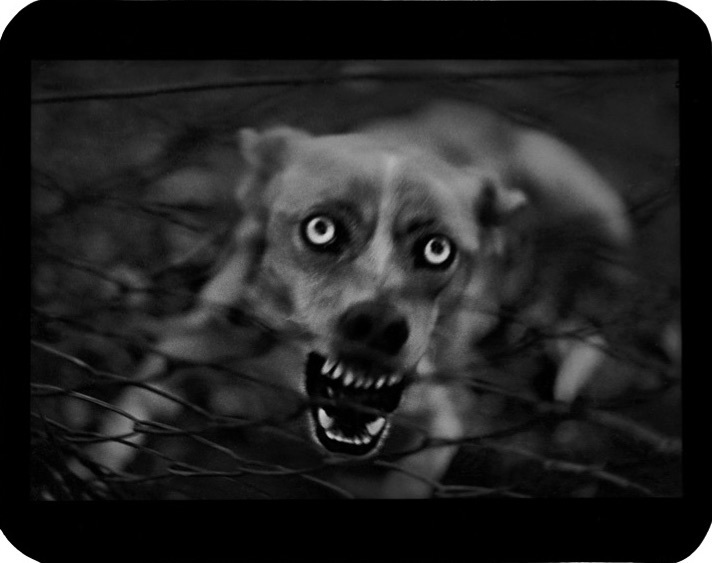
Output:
[{"xmin": 305, "ymin": 352, "xmax": 407, "ymax": 456}]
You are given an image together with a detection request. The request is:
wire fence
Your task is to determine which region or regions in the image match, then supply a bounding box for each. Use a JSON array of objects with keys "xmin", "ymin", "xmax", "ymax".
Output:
[{"xmin": 30, "ymin": 61, "xmax": 681, "ymax": 500}]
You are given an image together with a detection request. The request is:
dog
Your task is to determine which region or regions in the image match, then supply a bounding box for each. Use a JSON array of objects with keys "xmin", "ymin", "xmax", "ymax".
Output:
[{"xmin": 74, "ymin": 100, "xmax": 632, "ymax": 498}]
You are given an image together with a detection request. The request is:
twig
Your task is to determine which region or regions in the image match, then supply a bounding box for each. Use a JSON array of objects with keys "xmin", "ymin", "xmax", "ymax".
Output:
[
  {"xmin": 581, "ymin": 409, "xmax": 682, "ymax": 456},
  {"xmin": 476, "ymin": 441, "xmax": 656, "ymax": 496},
  {"xmin": 31, "ymin": 63, "xmax": 676, "ymax": 105}
]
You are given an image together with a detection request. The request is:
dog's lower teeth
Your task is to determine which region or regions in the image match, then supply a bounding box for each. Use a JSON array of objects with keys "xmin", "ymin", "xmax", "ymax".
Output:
[
  {"xmin": 367, "ymin": 417, "xmax": 386, "ymax": 436},
  {"xmin": 337, "ymin": 433, "xmax": 369, "ymax": 445},
  {"xmin": 375, "ymin": 376, "xmax": 386, "ymax": 389},
  {"xmin": 318, "ymin": 408, "xmax": 335, "ymax": 430},
  {"xmin": 320, "ymin": 417, "xmax": 380, "ymax": 446}
]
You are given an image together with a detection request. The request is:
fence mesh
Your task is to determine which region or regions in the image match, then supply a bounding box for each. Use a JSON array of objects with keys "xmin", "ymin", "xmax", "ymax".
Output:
[{"xmin": 30, "ymin": 60, "xmax": 681, "ymax": 500}]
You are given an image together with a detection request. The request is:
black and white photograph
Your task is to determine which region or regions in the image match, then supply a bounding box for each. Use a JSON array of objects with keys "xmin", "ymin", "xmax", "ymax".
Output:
[
  {"xmin": 2, "ymin": 0, "xmax": 709, "ymax": 560},
  {"xmin": 30, "ymin": 59, "xmax": 682, "ymax": 501}
]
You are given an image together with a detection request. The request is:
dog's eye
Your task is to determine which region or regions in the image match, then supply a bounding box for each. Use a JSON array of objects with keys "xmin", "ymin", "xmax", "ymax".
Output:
[
  {"xmin": 301, "ymin": 214, "xmax": 343, "ymax": 251},
  {"xmin": 414, "ymin": 234, "xmax": 456, "ymax": 269}
]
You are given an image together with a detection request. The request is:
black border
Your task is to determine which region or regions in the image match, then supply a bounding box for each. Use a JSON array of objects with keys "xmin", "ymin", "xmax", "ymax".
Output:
[
  {"xmin": 4, "ymin": 0, "xmax": 711, "ymax": 59},
  {"xmin": 6, "ymin": 1, "xmax": 712, "ymax": 562}
]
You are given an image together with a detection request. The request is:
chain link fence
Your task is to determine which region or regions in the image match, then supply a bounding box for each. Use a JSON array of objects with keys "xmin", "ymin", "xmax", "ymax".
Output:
[{"xmin": 30, "ymin": 60, "xmax": 681, "ymax": 499}]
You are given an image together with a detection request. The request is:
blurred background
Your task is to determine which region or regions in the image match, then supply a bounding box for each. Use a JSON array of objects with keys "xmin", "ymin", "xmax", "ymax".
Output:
[{"xmin": 30, "ymin": 60, "xmax": 680, "ymax": 499}]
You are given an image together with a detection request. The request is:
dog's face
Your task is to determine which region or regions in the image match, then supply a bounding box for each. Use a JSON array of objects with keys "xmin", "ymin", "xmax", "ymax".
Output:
[{"xmin": 234, "ymin": 128, "xmax": 524, "ymax": 457}]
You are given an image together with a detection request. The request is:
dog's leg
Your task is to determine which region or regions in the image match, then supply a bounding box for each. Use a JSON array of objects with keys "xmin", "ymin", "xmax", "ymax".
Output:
[
  {"xmin": 75, "ymin": 309, "xmax": 248, "ymax": 478},
  {"xmin": 378, "ymin": 358, "xmax": 467, "ymax": 498},
  {"xmin": 72, "ymin": 353, "xmax": 183, "ymax": 478},
  {"xmin": 382, "ymin": 385, "xmax": 464, "ymax": 498},
  {"xmin": 551, "ymin": 320, "xmax": 608, "ymax": 403}
]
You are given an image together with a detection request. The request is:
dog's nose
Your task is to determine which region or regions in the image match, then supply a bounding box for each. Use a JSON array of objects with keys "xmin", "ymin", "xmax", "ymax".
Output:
[{"xmin": 337, "ymin": 301, "xmax": 410, "ymax": 356}]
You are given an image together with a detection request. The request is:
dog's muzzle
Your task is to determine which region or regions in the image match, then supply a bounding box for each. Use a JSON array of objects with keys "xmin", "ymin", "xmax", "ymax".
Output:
[{"xmin": 304, "ymin": 352, "xmax": 407, "ymax": 456}]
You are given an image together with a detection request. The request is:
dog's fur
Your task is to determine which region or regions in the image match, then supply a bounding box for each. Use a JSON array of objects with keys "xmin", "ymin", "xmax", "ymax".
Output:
[{"xmin": 78, "ymin": 101, "xmax": 631, "ymax": 498}]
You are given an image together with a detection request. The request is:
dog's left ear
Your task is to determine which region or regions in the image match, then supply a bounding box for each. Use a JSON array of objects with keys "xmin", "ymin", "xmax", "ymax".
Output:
[
  {"xmin": 470, "ymin": 177, "xmax": 528, "ymax": 258},
  {"xmin": 475, "ymin": 178, "xmax": 528, "ymax": 229},
  {"xmin": 509, "ymin": 128, "xmax": 632, "ymax": 266}
]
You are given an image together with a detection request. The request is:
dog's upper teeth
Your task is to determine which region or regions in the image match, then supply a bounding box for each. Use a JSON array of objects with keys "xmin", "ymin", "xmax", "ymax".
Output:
[
  {"xmin": 343, "ymin": 370, "xmax": 355, "ymax": 386},
  {"xmin": 317, "ymin": 408, "xmax": 335, "ymax": 430},
  {"xmin": 322, "ymin": 357, "xmax": 335, "ymax": 376},
  {"xmin": 366, "ymin": 417, "xmax": 386, "ymax": 436},
  {"xmin": 318, "ymin": 354, "xmax": 403, "ymax": 392}
]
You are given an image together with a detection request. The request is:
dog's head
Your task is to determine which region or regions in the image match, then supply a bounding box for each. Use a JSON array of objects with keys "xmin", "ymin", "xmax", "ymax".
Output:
[{"xmin": 206, "ymin": 126, "xmax": 527, "ymax": 457}]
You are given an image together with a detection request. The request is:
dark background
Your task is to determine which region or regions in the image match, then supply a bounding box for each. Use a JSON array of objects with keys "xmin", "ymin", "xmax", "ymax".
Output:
[{"xmin": 30, "ymin": 59, "xmax": 681, "ymax": 501}]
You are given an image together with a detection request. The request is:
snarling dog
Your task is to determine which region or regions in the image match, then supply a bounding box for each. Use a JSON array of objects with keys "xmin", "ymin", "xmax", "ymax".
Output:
[{"xmin": 77, "ymin": 101, "xmax": 631, "ymax": 498}]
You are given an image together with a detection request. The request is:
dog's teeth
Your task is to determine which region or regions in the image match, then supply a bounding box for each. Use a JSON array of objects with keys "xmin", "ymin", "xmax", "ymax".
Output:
[
  {"xmin": 335, "ymin": 432, "xmax": 350, "ymax": 444},
  {"xmin": 322, "ymin": 357, "xmax": 335, "ymax": 375},
  {"xmin": 317, "ymin": 408, "xmax": 335, "ymax": 430},
  {"xmin": 343, "ymin": 370, "xmax": 355, "ymax": 386},
  {"xmin": 323, "ymin": 424, "xmax": 376, "ymax": 446},
  {"xmin": 375, "ymin": 375, "xmax": 387, "ymax": 389},
  {"xmin": 363, "ymin": 377, "xmax": 373, "ymax": 389},
  {"xmin": 332, "ymin": 362, "xmax": 344, "ymax": 379},
  {"xmin": 388, "ymin": 373, "xmax": 401, "ymax": 386},
  {"xmin": 367, "ymin": 417, "xmax": 386, "ymax": 436}
]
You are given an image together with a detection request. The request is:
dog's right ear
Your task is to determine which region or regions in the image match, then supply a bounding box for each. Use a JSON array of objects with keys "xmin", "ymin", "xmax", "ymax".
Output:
[
  {"xmin": 194, "ymin": 127, "xmax": 310, "ymax": 326},
  {"xmin": 235, "ymin": 126, "xmax": 309, "ymax": 204}
]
